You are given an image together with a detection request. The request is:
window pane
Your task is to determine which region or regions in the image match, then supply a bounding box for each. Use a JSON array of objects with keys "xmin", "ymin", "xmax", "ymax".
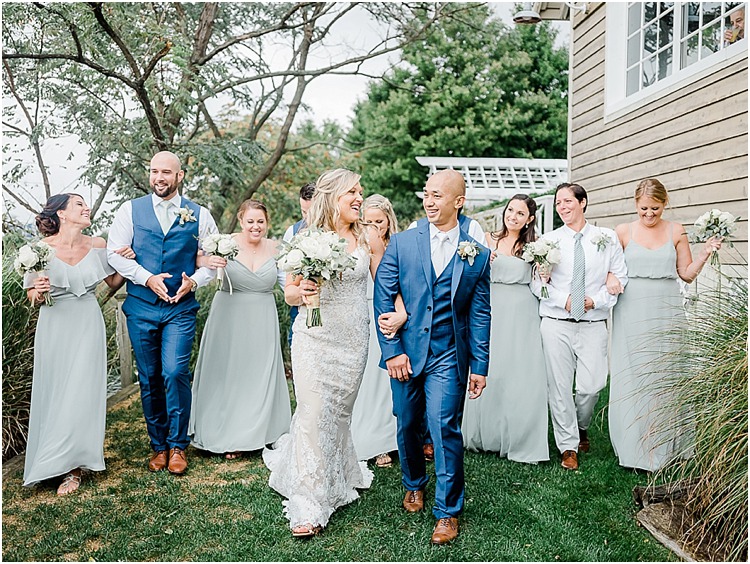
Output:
[
  {"xmin": 659, "ymin": 10, "xmax": 675, "ymax": 47},
  {"xmin": 657, "ymin": 46, "xmax": 673, "ymax": 78},
  {"xmin": 628, "ymin": 34, "xmax": 641, "ymax": 66},
  {"xmin": 644, "ymin": 2, "xmax": 658, "ymax": 23},
  {"xmin": 725, "ymin": 5, "xmax": 746, "ymax": 44},
  {"xmin": 681, "ymin": 35, "xmax": 701, "ymax": 67},
  {"xmin": 702, "ymin": 20, "xmax": 722, "ymax": 56},
  {"xmin": 683, "ymin": 2, "xmax": 701, "ymax": 36},
  {"xmin": 629, "ymin": 3, "xmax": 642, "ymax": 34},
  {"xmin": 660, "ymin": 2, "xmax": 675, "ymax": 14},
  {"xmin": 643, "ymin": 21, "xmax": 658, "ymax": 56},
  {"xmin": 703, "ymin": 2, "xmax": 723, "ymax": 25},
  {"xmin": 626, "ymin": 66, "xmax": 640, "ymax": 95},
  {"xmin": 643, "ymin": 55, "xmax": 658, "ymax": 87}
]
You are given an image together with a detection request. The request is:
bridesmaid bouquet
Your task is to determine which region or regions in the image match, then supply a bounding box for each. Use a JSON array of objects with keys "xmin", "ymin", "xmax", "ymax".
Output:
[
  {"xmin": 689, "ymin": 209, "xmax": 737, "ymax": 267},
  {"xmin": 14, "ymin": 241, "xmax": 56, "ymax": 306},
  {"xmin": 277, "ymin": 227, "xmax": 357, "ymax": 327},
  {"xmin": 522, "ymin": 239, "xmax": 562, "ymax": 298},
  {"xmin": 201, "ymin": 234, "xmax": 240, "ymax": 293}
]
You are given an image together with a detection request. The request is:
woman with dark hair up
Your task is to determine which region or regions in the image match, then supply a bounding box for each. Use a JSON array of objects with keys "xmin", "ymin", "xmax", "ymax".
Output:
[
  {"xmin": 188, "ymin": 199, "xmax": 291, "ymax": 459},
  {"xmin": 23, "ymin": 193, "xmax": 131, "ymax": 495},
  {"xmin": 461, "ymin": 194, "xmax": 550, "ymax": 463}
]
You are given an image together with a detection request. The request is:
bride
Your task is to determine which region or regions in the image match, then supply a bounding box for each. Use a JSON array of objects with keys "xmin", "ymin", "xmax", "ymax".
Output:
[{"xmin": 263, "ymin": 168, "xmax": 406, "ymax": 537}]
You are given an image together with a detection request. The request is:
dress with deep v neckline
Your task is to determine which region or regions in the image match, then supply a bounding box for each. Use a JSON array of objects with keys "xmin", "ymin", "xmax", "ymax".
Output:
[
  {"xmin": 22, "ymin": 248, "xmax": 114, "ymax": 486},
  {"xmin": 609, "ymin": 222, "xmax": 686, "ymax": 471},
  {"xmin": 189, "ymin": 257, "xmax": 291, "ymax": 453}
]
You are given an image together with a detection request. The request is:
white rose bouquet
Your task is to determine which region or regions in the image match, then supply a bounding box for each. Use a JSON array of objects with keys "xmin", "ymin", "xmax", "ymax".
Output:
[
  {"xmin": 522, "ymin": 238, "xmax": 562, "ymax": 298},
  {"xmin": 201, "ymin": 233, "xmax": 240, "ymax": 293},
  {"xmin": 689, "ymin": 208, "xmax": 737, "ymax": 267},
  {"xmin": 14, "ymin": 241, "xmax": 56, "ymax": 306},
  {"xmin": 277, "ymin": 227, "xmax": 358, "ymax": 327}
]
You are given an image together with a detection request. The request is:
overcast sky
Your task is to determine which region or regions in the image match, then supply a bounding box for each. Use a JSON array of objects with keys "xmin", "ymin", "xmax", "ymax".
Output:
[{"xmin": 3, "ymin": 2, "xmax": 569, "ymax": 226}]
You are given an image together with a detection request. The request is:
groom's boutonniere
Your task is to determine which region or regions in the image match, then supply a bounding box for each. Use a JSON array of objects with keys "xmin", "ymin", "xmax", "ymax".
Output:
[
  {"xmin": 457, "ymin": 241, "xmax": 480, "ymax": 266},
  {"xmin": 177, "ymin": 207, "xmax": 197, "ymax": 225},
  {"xmin": 591, "ymin": 231, "xmax": 612, "ymax": 252}
]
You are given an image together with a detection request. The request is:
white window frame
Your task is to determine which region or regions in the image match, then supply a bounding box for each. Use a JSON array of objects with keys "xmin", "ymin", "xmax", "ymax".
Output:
[{"xmin": 604, "ymin": 2, "xmax": 748, "ymax": 121}]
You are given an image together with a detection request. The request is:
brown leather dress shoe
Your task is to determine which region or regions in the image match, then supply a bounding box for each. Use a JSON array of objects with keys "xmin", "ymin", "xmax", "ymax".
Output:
[
  {"xmin": 423, "ymin": 443, "xmax": 435, "ymax": 462},
  {"xmin": 431, "ymin": 517, "xmax": 459, "ymax": 545},
  {"xmin": 578, "ymin": 429, "xmax": 590, "ymax": 453},
  {"xmin": 402, "ymin": 490, "xmax": 424, "ymax": 513},
  {"xmin": 561, "ymin": 450, "xmax": 578, "ymax": 470},
  {"xmin": 148, "ymin": 450, "xmax": 168, "ymax": 472},
  {"xmin": 168, "ymin": 447, "xmax": 188, "ymax": 475}
]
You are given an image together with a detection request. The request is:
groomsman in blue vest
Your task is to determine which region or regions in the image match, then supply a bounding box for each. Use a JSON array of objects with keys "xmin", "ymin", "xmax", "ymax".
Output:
[
  {"xmin": 374, "ymin": 169, "xmax": 491, "ymax": 545},
  {"xmin": 107, "ymin": 151, "xmax": 218, "ymax": 475}
]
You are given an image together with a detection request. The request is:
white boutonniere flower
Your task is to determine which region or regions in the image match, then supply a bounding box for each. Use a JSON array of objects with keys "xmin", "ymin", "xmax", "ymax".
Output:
[
  {"xmin": 177, "ymin": 207, "xmax": 197, "ymax": 225},
  {"xmin": 591, "ymin": 232, "xmax": 612, "ymax": 252},
  {"xmin": 457, "ymin": 241, "xmax": 480, "ymax": 266}
]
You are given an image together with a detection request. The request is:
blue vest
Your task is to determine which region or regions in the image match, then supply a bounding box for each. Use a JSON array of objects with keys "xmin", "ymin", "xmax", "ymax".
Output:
[
  {"xmin": 429, "ymin": 258, "xmax": 456, "ymax": 354},
  {"xmin": 292, "ymin": 219, "xmax": 306, "ymax": 236},
  {"xmin": 458, "ymin": 213, "xmax": 471, "ymax": 231},
  {"xmin": 128, "ymin": 195, "xmax": 200, "ymax": 305}
]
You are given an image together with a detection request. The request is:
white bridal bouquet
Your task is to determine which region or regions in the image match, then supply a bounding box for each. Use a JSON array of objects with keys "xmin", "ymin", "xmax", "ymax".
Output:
[
  {"xmin": 689, "ymin": 209, "xmax": 737, "ymax": 267},
  {"xmin": 522, "ymin": 239, "xmax": 562, "ymax": 298},
  {"xmin": 201, "ymin": 233, "xmax": 240, "ymax": 293},
  {"xmin": 14, "ymin": 241, "xmax": 56, "ymax": 306},
  {"xmin": 277, "ymin": 227, "xmax": 358, "ymax": 327}
]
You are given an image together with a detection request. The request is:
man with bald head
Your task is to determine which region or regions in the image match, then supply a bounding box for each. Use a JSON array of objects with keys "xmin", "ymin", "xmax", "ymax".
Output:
[
  {"xmin": 107, "ymin": 151, "xmax": 218, "ymax": 475},
  {"xmin": 374, "ymin": 169, "xmax": 491, "ymax": 545}
]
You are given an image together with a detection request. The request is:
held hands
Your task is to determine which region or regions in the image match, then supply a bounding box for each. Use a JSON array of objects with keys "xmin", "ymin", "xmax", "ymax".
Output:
[
  {"xmin": 565, "ymin": 295, "xmax": 595, "ymax": 312},
  {"xmin": 468, "ymin": 374, "xmax": 486, "ymax": 399},
  {"xmin": 378, "ymin": 311, "xmax": 407, "ymax": 339},
  {"xmin": 605, "ymin": 272, "xmax": 624, "ymax": 295},
  {"xmin": 146, "ymin": 272, "xmax": 195, "ymax": 303},
  {"xmin": 386, "ymin": 354, "xmax": 413, "ymax": 382}
]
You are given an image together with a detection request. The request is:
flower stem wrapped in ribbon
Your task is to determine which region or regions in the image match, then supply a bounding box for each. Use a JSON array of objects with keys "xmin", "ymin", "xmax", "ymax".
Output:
[
  {"xmin": 522, "ymin": 238, "xmax": 562, "ymax": 299},
  {"xmin": 201, "ymin": 234, "xmax": 240, "ymax": 294},
  {"xmin": 14, "ymin": 241, "xmax": 56, "ymax": 306},
  {"xmin": 277, "ymin": 227, "xmax": 358, "ymax": 327}
]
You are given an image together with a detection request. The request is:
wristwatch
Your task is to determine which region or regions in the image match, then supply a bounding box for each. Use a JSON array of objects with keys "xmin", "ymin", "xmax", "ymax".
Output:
[{"xmin": 190, "ymin": 278, "xmax": 198, "ymax": 292}]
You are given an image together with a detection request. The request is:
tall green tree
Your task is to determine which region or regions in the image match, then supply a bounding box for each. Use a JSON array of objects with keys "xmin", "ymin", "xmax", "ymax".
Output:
[
  {"xmin": 348, "ymin": 4, "xmax": 568, "ymax": 221},
  {"xmin": 2, "ymin": 2, "xmax": 465, "ymax": 231}
]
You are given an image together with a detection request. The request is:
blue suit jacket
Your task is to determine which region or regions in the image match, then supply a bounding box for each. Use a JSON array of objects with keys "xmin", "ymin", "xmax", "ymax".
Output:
[{"xmin": 373, "ymin": 218, "xmax": 491, "ymax": 380}]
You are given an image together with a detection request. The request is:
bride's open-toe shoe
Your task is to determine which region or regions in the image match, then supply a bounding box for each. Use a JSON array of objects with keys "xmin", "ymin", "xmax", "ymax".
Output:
[
  {"xmin": 225, "ymin": 452, "xmax": 242, "ymax": 460},
  {"xmin": 57, "ymin": 471, "xmax": 82, "ymax": 496},
  {"xmin": 291, "ymin": 523, "xmax": 322, "ymax": 538},
  {"xmin": 375, "ymin": 452, "xmax": 393, "ymax": 468}
]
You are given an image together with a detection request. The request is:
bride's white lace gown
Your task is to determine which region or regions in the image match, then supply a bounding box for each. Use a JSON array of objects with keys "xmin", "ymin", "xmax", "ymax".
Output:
[{"xmin": 263, "ymin": 246, "xmax": 373, "ymax": 528}]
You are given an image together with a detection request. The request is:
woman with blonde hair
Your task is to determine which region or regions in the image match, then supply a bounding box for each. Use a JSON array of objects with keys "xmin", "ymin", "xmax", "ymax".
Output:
[
  {"xmin": 263, "ymin": 169, "xmax": 406, "ymax": 537},
  {"xmin": 351, "ymin": 194, "xmax": 400, "ymax": 468},
  {"xmin": 189, "ymin": 200, "xmax": 291, "ymax": 459},
  {"xmin": 609, "ymin": 178, "xmax": 723, "ymax": 471}
]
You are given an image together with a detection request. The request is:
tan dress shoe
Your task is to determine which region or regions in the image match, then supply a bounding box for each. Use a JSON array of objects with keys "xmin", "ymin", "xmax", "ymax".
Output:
[
  {"xmin": 402, "ymin": 490, "xmax": 424, "ymax": 513},
  {"xmin": 168, "ymin": 447, "xmax": 188, "ymax": 475},
  {"xmin": 431, "ymin": 517, "xmax": 459, "ymax": 545},
  {"xmin": 148, "ymin": 450, "xmax": 168, "ymax": 472},
  {"xmin": 561, "ymin": 450, "xmax": 578, "ymax": 470}
]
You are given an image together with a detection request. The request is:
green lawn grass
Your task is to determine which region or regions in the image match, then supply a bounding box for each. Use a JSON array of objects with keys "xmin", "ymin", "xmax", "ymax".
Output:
[{"xmin": 2, "ymin": 386, "xmax": 674, "ymax": 562}]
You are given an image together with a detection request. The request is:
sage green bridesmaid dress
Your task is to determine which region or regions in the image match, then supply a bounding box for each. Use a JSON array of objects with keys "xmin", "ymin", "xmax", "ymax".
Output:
[
  {"xmin": 461, "ymin": 254, "xmax": 549, "ymax": 463},
  {"xmin": 189, "ymin": 258, "xmax": 291, "ymax": 453},
  {"xmin": 609, "ymin": 224, "xmax": 685, "ymax": 471},
  {"xmin": 23, "ymin": 248, "xmax": 113, "ymax": 486}
]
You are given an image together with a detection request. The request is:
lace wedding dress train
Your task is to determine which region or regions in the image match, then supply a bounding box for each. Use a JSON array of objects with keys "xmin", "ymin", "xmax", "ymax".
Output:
[{"xmin": 263, "ymin": 246, "xmax": 373, "ymax": 528}]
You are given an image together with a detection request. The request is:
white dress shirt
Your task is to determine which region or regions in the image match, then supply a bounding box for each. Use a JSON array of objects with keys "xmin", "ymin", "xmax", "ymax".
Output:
[
  {"xmin": 409, "ymin": 217, "xmax": 486, "ymax": 245},
  {"xmin": 107, "ymin": 193, "xmax": 218, "ymax": 288},
  {"xmin": 533, "ymin": 222, "xmax": 628, "ymax": 321},
  {"xmin": 429, "ymin": 223, "xmax": 460, "ymax": 276}
]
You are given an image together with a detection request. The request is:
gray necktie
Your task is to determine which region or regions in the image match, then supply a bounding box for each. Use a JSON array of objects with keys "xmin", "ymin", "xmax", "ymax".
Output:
[
  {"xmin": 156, "ymin": 200, "xmax": 174, "ymax": 235},
  {"xmin": 571, "ymin": 232, "xmax": 586, "ymax": 320},
  {"xmin": 433, "ymin": 232, "xmax": 452, "ymax": 277}
]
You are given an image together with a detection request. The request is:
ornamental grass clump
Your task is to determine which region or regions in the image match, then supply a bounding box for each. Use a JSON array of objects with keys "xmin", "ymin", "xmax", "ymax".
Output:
[{"xmin": 650, "ymin": 276, "xmax": 747, "ymax": 561}]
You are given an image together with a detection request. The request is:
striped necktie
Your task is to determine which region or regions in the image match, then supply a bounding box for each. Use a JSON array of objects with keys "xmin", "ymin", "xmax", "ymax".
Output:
[{"xmin": 571, "ymin": 232, "xmax": 586, "ymax": 320}]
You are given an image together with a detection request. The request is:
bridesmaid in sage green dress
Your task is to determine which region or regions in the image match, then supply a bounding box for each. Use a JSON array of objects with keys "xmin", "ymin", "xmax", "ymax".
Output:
[
  {"xmin": 461, "ymin": 195, "xmax": 549, "ymax": 464},
  {"xmin": 189, "ymin": 200, "xmax": 291, "ymax": 459},
  {"xmin": 23, "ymin": 194, "xmax": 128, "ymax": 495},
  {"xmin": 608, "ymin": 179, "xmax": 722, "ymax": 471}
]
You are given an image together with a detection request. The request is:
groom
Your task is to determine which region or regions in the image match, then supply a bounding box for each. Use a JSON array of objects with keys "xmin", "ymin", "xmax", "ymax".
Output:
[
  {"xmin": 374, "ymin": 169, "xmax": 491, "ymax": 545},
  {"xmin": 107, "ymin": 151, "xmax": 218, "ymax": 475}
]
